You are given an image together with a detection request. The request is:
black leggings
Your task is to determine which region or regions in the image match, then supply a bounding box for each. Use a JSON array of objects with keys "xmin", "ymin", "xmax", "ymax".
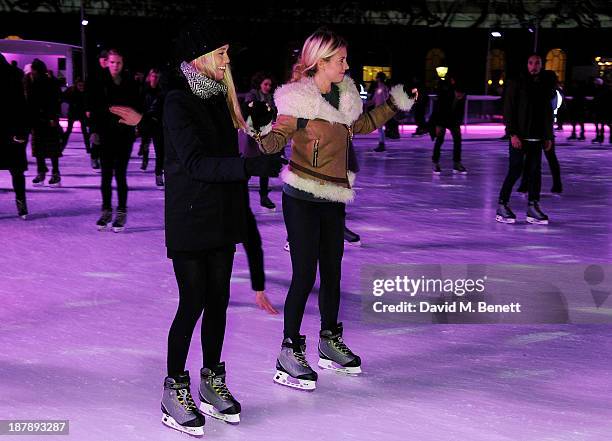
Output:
[
  {"xmin": 100, "ymin": 140, "xmax": 133, "ymax": 210},
  {"xmin": 167, "ymin": 245, "xmax": 235, "ymax": 377},
  {"xmin": 282, "ymin": 192, "xmax": 344, "ymax": 341},
  {"xmin": 9, "ymin": 169, "xmax": 26, "ymax": 201},
  {"xmin": 36, "ymin": 157, "xmax": 59, "ymax": 175},
  {"xmin": 432, "ymin": 125, "xmax": 462, "ymax": 163},
  {"xmin": 499, "ymin": 141, "xmax": 543, "ymax": 203}
]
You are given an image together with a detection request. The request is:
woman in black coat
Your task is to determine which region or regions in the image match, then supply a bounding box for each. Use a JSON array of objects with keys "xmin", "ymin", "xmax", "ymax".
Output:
[
  {"xmin": 25, "ymin": 59, "xmax": 63, "ymax": 187},
  {"xmin": 0, "ymin": 54, "xmax": 29, "ymax": 218},
  {"xmin": 111, "ymin": 22, "xmax": 283, "ymax": 435}
]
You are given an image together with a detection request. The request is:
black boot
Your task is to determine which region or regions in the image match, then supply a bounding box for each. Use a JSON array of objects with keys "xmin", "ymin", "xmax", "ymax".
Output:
[
  {"xmin": 96, "ymin": 208, "xmax": 112, "ymax": 230},
  {"xmin": 343, "ymin": 226, "xmax": 361, "ymax": 246},
  {"xmin": 112, "ymin": 208, "xmax": 127, "ymax": 233},
  {"xmin": 374, "ymin": 142, "xmax": 386, "ymax": 152},
  {"xmin": 16, "ymin": 199, "xmax": 28, "ymax": 220},
  {"xmin": 526, "ymin": 201, "xmax": 549, "ymax": 225},
  {"xmin": 48, "ymin": 173, "xmax": 62, "ymax": 187},
  {"xmin": 32, "ymin": 173, "xmax": 46, "ymax": 186},
  {"xmin": 260, "ymin": 195, "xmax": 276, "ymax": 211},
  {"xmin": 495, "ymin": 202, "xmax": 516, "ymax": 224}
]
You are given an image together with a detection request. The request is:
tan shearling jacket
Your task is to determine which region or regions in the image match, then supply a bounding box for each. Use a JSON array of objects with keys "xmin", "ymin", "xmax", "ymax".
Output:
[{"xmin": 257, "ymin": 76, "xmax": 414, "ymax": 203}]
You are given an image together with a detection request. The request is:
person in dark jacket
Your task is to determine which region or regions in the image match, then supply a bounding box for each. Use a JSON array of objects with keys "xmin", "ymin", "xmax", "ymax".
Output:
[
  {"xmin": 25, "ymin": 58, "xmax": 63, "ymax": 187},
  {"xmin": 111, "ymin": 22, "xmax": 283, "ymax": 434},
  {"xmin": 137, "ymin": 68, "xmax": 165, "ymax": 186},
  {"xmin": 242, "ymin": 72, "xmax": 278, "ymax": 209},
  {"xmin": 566, "ymin": 79, "xmax": 586, "ymax": 141},
  {"xmin": 496, "ymin": 54, "xmax": 555, "ymax": 225},
  {"xmin": 0, "ymin": 53, "xmax": 29, "ymax": 218},
  {"xmin": 88, "ymin": 49, "xmax": 141, "ymax": 232},
  {"xmin": 62, "ymin": 78, "xmax": 90, "ymax": 152},
  {"xmin": 429, "ymin": 76, "xmax": 467, "ymax": 174},
  {"xmin": 591, "ymin": 78, "xmax": 611, "ymax": 144}
]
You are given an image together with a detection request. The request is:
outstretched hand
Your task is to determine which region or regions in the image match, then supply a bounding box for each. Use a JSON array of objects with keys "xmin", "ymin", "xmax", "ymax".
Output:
[
  {"xmin": 255, "ymin": 291, "xmax": 279, "ymax": 315},
  {"xmin": 109, "ymin": 106, "xmax": 143, "ymax": 126}
]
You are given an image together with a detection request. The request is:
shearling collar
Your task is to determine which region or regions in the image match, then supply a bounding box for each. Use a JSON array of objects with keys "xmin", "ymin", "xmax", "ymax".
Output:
[
  {"xmin": 180, "ymin": 61, "xmax": 227, "ymax": 100},
  {"xmin": 273, "ymin": 75, "xmax": 363, "ymax": 125}
]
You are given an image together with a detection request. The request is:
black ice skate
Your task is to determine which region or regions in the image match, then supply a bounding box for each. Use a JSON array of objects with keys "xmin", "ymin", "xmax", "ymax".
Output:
[
  {"xmin": 96, "ymin": 209, "xmax": 112, "ymax": 230},
  {"xmin": 48, "ymin": 173, "xmax": 61, "ymax": 187},
  {"xmin": 32, "ymin": 173, "xmax": 45, "ymax": 186},
  {"xmin": 155, "ymin": 174, "xmax": 164, "ymax": 188},
  {"xmin": 526, "ymin": 201, "xmax": 549, "ymax": 225},
  {"xmin": 344, "ymin": 226, "xmax": 361, "ymax": 246},
  {"xmin": 16, "ymin": 199, "xmax": 28, "ymax": 220},
  {"xmin": 161, "ymin": 372, "xmax": 205, "ymax": 437},
  {"xmin": 432, "ymin": 162, "xmax": 441, "ymax": 175},
  {"xmin": 495, "ymin": 203, "xmax": 516, "ymax": 224},
  {"xmin": 453, "ymin": 162, "xmax": 467, "ymax": 174},
  {"xmin": 374, "ymin": 142, "xmax": 386, "ymax": 152},
  {"xmin": 260, "ymin": 195, "xmax": 276, "ymax": 211},
  {"xmin": 199, "ymin": 362, "xmax": 241, "ymax": 424},
  {"xmin": 318, "ymin": 323, "xmax": 362, "ymax": 375},
  {"xmin": 274, "ymin": 336, "xmax": 318, "ymax": 391},
  {"xmin": 112, "ymin": 209, "xmax": 127, "ymax": 233}
]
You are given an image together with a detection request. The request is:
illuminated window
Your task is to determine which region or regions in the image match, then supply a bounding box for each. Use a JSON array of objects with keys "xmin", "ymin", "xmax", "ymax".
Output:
[
  {"xmin": 362, "ymin": 66, "xmax": 392, "ymax": 83},
  {"xmin": 545, "ymin": 49, "xmax": 567, "ymax": 83},
  {"xmin": 425, "ymin": 48, "xmax": 445, "ymax": 89}
]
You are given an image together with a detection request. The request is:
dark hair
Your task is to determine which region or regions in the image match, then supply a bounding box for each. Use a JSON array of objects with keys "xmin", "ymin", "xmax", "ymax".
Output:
[
  {"xmin": 251, "ymin": 71, "xmax": 273, "ymax": 90},
  {"xmin": 527, "ymin": 53, "xmax": 542, "ymax": 60},
  {"xmin": 98, "ymin": 49, "xmax": 109, "ymax": 59},
  {"xmin": 31, "ymin": 58, "xmax": 48, "ymax": 74},
  {"xmin": 107, "ymin": 48, "xmax": 123, "ymax": 58},
  {"xmin": 376, "ymin": 72, "xmax": 387, "ymax": 81}
]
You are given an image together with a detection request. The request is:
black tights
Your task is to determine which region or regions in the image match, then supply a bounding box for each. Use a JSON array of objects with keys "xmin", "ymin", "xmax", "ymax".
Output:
[
  {"xmin": 9, "ymin": 169, "xmax": 26, "ymax": 201},
  {"xmin": 36, "ymin": 157, "xmax": 59, "ymax": 175},
  {"xmin": 167, "ymin": 245, "xmax": 235, "ymax": 377},
  {"xmin": 100, "ymin": 140, "xmax": 132, "ymax": 210},
  {"xmin": 282, "ymin": 192, "xmax": 344, "ymax": 341}
]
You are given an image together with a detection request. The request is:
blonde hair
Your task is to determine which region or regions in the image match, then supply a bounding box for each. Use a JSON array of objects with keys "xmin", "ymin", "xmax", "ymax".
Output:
[
  {"xmin": 291, "ymin": 29, "xmax": 347, "ymax": 83},
  {"xmin": 191, "ymin": 50, "xmax": 246, "ymax": 130}
]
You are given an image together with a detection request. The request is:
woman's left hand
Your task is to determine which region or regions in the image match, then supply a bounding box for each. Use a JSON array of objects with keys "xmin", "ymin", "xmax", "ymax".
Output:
[
  {"xmin": 255, "ymin": 291, "xmax": 279, "ymax": 315},
  {"xmin": 110, "ymin": 106, "xmax": 143, "ymax": 126}
]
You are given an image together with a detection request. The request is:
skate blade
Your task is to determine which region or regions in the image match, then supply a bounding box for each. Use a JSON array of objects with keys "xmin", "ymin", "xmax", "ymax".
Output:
[
  {"xmin": 199, "ymin": 402, "xmax": 240, "ymax": 424},
  {"xmin": 96, "ymin": 225, "xmax": 108, "ymax": 231},
  {"xmin": 432, "ymin": 171, "xmax": 441, "ymax": 175},
  {"xmin": 273, "ymin": 370, "xmax": 316, "ymax": 391},
  {"xmin": 19, "ymin": 215, "xmax": 28, "ymax": 220},
  {"xmin": 526, "ymin": 216, "xmax": 549, "ymax": 225},
  {"xmin": 452, "ymin": 170, "xmax": 467, "ymax": 175},
  {"xmin": 345, "ymin": 240, "xmax": 362, "ymax": 247},
  {"xmin": 32, "ymin": 182, "xmax": 44, "ymax": 187},
  {"xmin": 112, "ymin": 226, "xmax": 125, "ymax": 233},
  {"xmin": 161, "ymin": 413, "xmax": 204, "ymax": 437},
  {"xmin": 260, "ymin": 206, "xmax": 276, "ymax": 213},
  {"xmin": 495, "ymin": 215, "xmax": 516, "ymax": 224},
  {"xmin": 48, "ymin": 183, "xmax": 62, "ymax": 187},
  {"xmin": 318, "ymin": 358, "xmax": 362, "ymax": 375}
]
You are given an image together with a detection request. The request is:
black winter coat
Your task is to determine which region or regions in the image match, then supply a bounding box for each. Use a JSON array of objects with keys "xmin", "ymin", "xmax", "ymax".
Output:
[
  {"xmin": 430, "ymin": 84, "xmax": 466, "ymax": 128},
  {"xmin": 504, "ymin": 70, "xmax": 556, "ymax": 141},
  {"xmin": 163, "ymin": 76, "xmax": 249, "ymax": 253},
  {"xmin": 0, "ymin": 57, "xmax": 28, "ymax": 170}
]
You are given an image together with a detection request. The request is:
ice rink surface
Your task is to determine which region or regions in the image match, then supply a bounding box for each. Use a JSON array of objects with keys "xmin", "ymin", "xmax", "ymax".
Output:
[{"xmin": 1, "ymin": 124, "xmax": 611, "ymax": 440}]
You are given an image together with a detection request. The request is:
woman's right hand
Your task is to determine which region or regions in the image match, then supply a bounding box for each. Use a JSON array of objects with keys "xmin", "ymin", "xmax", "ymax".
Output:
[
  {"xmin": 510, "ymin": 135, "xmax": 522, "ymax": 149},
  {"xmin": 255, "ymin": 291, "xmax": 279, "ymax": 315}
]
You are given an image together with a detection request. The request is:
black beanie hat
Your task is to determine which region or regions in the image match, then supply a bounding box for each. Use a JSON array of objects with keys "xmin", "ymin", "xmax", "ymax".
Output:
[{"xmin": 174, "ymin": 19, "xmax": 230, "ymax": 64}]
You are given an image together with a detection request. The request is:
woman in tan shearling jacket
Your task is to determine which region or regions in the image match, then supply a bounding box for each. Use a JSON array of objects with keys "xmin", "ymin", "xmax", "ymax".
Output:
[{"xmin": 252, "ymin": 29, "xmax": 415, "ymax": 391}]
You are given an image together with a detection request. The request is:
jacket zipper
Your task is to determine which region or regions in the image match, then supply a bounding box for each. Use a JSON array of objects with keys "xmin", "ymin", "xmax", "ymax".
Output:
[
  {"xmin": 345, "ymin": 125, "xmax": 353, "ymax": 187},
  {"xmin": 312, "ymin": 139, "xmax": 320, "ymax": 167}
]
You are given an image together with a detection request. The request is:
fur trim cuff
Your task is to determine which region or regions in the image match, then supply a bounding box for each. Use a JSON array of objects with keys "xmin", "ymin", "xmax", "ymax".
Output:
[
  {"xmin": 281, "ymin": 168, "xmax": 356, "ymax": 203},
  {"xmin": 389, "ymin": 85, "xmax": 415, "ymax": 112}
]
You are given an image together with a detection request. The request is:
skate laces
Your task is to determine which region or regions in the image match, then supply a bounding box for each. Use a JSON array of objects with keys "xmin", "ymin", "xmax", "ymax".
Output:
[
  {"xmin": 331, "ymin": 335, "xmax": 352, "ymax": 356},
  {"xmin": 176, "ymin": 387, "xmax": 198, "ymax": 412},
  {"xmin": 293, "ymin": 349, "xmax": 311, "ymax": 368},
  {"xmin": 211, "ymin": 376, "xmax": 232, "ymax": 400}
]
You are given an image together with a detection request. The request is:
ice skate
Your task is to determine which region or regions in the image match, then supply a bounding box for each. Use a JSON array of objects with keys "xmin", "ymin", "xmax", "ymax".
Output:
[
  {"xmin": 16, "ymin": 199, "xmax": 28, "ymax": 220},
  {"xmin": 199, "ymin": 362, "xmax": 241, "ymax": 424},
  {"xmin": 32, "ymin": 173, "xmax": 45, "ymax": 186},
  {"xmin": 452, "ymin": 162, "xmax": 467, "ymax": 174},
  {"xmin": 48, "ymin": 173, "xmax": 61, "ymax": 187},
  {"xmin": 96, "ymin": 209, "xmax": 112, "ymax": 230},
  {"xmin": 343, "ymin": 226, "xmax": 361, "ymax": 246},
  {"xmin": 112, "ymin": 209, "xmax": 127, "ymax": 232},
  {"xmin": 260, "ymin": 195, "xmax": 276, "ymax": 211},
  {"xmin": 318, "ymin": 323, "xmax": 362, "ymax": 375},
  {"xmin": 274, "ymin": 336, "xmax": 317, "ymax": 391},
  {"xmin": 161, "ymin": 372, "xmax": 205, "ymax": 437},
  {"xmin": 432, "ymin": 162, "xmax": 441, "ymax": 175},
  {"xmin": 495, "ymin": 203, "xmax": 516, "ymax": 224},
  {"xmin": 526, "ymin": 201, "xmax": 549, "ymax": 225}
]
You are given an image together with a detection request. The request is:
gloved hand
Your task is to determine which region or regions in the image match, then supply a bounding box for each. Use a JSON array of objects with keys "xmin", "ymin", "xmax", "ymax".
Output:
[
  {"xmin": 244, "ymin": 155, "xmax": 286, "ymax": 177},
  {"xmin": 244, "ymin": 101, "xmax": 274, "ymax": 131}
]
